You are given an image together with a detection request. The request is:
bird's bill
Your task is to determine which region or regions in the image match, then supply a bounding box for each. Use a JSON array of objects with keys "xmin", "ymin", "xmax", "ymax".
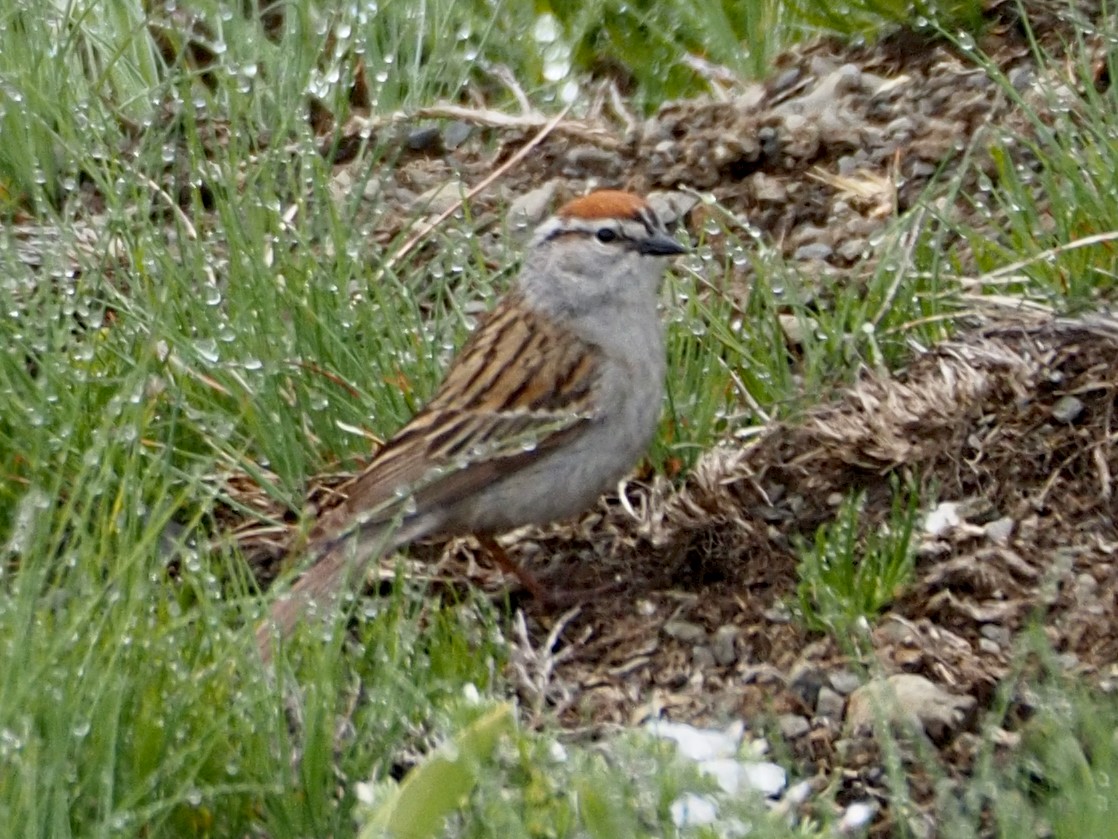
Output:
[{"xmin": 638, "ymin": 232, "xmax": 688, "ymax": 257}]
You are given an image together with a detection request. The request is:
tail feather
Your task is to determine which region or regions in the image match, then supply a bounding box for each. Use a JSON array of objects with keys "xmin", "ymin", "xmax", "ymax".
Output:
[{"xmin": 255, "ymin": 522, "xmax": 406, "ymax": 662}]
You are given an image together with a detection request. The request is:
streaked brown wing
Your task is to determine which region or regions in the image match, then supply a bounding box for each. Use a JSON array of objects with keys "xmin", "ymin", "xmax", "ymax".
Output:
[{"xmin": 312, "ymin": 293, "xmax": 600, "ymax": 542}]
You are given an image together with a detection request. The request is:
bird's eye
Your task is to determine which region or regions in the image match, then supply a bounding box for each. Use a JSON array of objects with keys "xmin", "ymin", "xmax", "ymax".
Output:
[{"xmin": 596, "ymin": 228, "xmax": 618, "ymax": 243}]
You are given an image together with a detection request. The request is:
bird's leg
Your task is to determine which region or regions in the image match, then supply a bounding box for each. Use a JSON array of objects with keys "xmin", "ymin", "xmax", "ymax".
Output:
[
  {"xmin": 475, "ymin": 534, "xmax": 623, "ymax": 606},
  {"xmin": 476, "ymin": 534, "xmax": 552, "ymax": 602}
]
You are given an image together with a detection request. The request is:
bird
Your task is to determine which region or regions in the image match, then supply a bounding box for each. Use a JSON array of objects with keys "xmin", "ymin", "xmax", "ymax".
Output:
[{"xmin": 257, "ymin": 189, "xmax": 687, "ymax": 659}]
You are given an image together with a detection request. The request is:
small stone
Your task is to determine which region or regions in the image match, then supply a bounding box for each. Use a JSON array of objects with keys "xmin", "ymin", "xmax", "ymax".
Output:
[
  {"xmin": 442, "ymin": 120, "xmax": 472, "ymax": 149},
  {"xmin": 837, "ymin": 237, "xmax": 869, "ymax": 262},
  {"xmin": 838, "ymin": 801, "xmax": 878, "ymax": 835},
  {"xmin": 763, "ymin": 604, "xmax": 793, "ymax": 623},
  {"xmin": 405, "ymin": 125, "xmax": 444, "ymax": 153},
  {"xmin": 692, "ymin": 645, "xmax": 716, "ymax": 669},
  {"xmin": 507, "ymin": 181, "xmax": 559, "ymax": 235},
  {"xmin": 362, "ymin": 177, "xmax": 382, "ymax": 201},
  {"xmin": 663, "ymin": 620, "xmax": 709, "ymax": 644},
  {"xmin": 770, "ymin": 67, "xmax": 802, "ymax": 94},
  {"xmin": 885, "ymin": 116, "xmax": 915, "ymax": 136},
  {"xmin": 1051, "ymin": 395, "xmax": 1084, "ymax": 423},
  {"xmin": 751, "ymin": 172, "xmax": 788, "ymax": 203},
  {"xmin": 778, "ymin": 313, "xmax": 819, "ymax": 347},
  {"xmin": 562, "ymin": 145, "xmax": 621, "ymax": 176},
  {"xmin": 777, "ymin": 714, "xmax": 811, "ymax": 740},
  {"xmin": 788, "ymin": 662, "xmax": 826, "ymax": 709},
  {"xmin": 782, "ymin": 112, "xmax": 807, "ymax": 134},
  {"xmin": 878, "ymin": 618, "xmax": 918, "ymax": 644},
  {"xmin": 1076, "ymin": 572, "xmax": 1099, "ymax": 598},
  {"xmin": 758, "ymin": 126, "xmax": 779, "ymax": 157},
  {"xmin": 978, "ymin": 638, "xmax": 1001, "ymax": 655},
  {"xmin": 984, "ymin": 516, "xmax": 1015, "ymax": 544},
  {"xmin": 980, "ymin": 623, "xmax": 1011, "ymax": 646},
  {"xmin": 816, "ymin": 686, "xmax": 846, "ymax": 721},
  {"xmin": 829, "ymin": 670, "xmax": 862, "ymax": 695},
  {"xmin": 809, "ymin": 55, "xmax": 838, "ymax": 76},
  {"xmin": 794, "ymin": 242, "xmax": 833, "ymax": 261},
  {"xmin": 1057, "ymin": 652, "xmax": 1080, "ymax": 670},
  {"xmin": 1008, "ymin": 66, "xmax": 1033, "ymax": 92},
  {"xmin": 836, "ymin": 63, "xmax": 863, "ymax": 92},
  {"xmin": 646, "ymin": 190, "xmax": 699, "ymax": 227},
  {"xmin": 846, "ymin": 674, "xmax": 976, "ymax": 743},
  {"xmin": 711, "ymin": 625, "xmax": 739, "ymax": 667},
  {"xmin": 413, "ymin": 179, "xmax": 464, "ymax": 216}
]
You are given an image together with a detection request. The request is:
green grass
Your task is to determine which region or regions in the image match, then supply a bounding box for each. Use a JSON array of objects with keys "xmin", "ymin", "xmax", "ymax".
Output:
[
  {"xmin": 794, "ymin": 480, "xmax": 920, "ymax": 638},
  {"xmin": 3, "ymin": 0, "xmax": 1118, "ymax": 836},
  {"xmin": 789, "ymin": 0, "xmax": 985, "ymax": 40}
]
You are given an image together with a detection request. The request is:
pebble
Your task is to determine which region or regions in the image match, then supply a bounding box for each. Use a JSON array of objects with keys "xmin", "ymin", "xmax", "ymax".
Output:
[
  {"xmin": 1051, "ymin": 395, "xmax": 1084, "ymax": 423},
  {"xmin": 788, "ymin": 661, "xmax": 826, "ymax": 708},
  {"xmin": 692, "ymin": 645, "xmax": 717, "ymax": 669},
  {"xmin": 793, "ymin": 242, "xmax": 833, "ymax": 261},
  {"xmin": 777, "ymin": 713, "xmax": 811, "ymax": 740},
  {"xmin": 506, "ymin": 180, "xmax": 559, "ymax": 234},
  {"xmin": 751, "ymin": 172, "xmax": 788, "ymax": 203},
  {"xmin": 980, "ymin": 623, "xmax": 1011, "ymax": 646},
  {"xmin": 838, "ymin": 801, "xmax": 877, "ymax": 834},
  {"xmin": 923, "ymin": 501, "xmax": 962, "ymax": 537},
  {"xmin": 778, "ymin": 313, "xmax": 819, "ymax": 347},
  {"xmin": 1075, "ymin": 572, "xmax": 1099, "ymax": 599},
  {"xmin": 405, "ymin": 125, "xmax": 444, "ymax": 153},
  {"xmin": 884, "ymin": 115, "xmax": 915, "ymax": 137},
  {"xmin": 770, "ymin": 67, "xmax": 803, "ymax": 95},
  {"xmin": 783, "ymin": 778, "xmax": 814, "ymax": 807},
  {"xmin": 648, "ymin": 720, "xmax": 792, "ymax": 834},
  {"xmin": 442, "ymin": 120, "xmax": 472, "ymax": 149},
  {"xmin": 816, "ymin": 686, "xmax": 846, "ymax": 722},
  {"xmin": 837, "ymin": 154, "xmax": 862, "ymax": 175},
  {"xmin": 663, "ymin": 619, "xmax": 709, "ymax": 644},
  {"xmin": 829, "ymin": 669, "xmax": 862, "ymax": 695},
  {"xmin": 412, "ymin": 178, "xmax": 464, "ymax": 216},
  {"xmin": 984, "ymin": 516, "xmax": 1015, "ymax": 544},
  {"xmin": 562, "ymin": 145, "xmax": 621, "ymax": 177},
  {"xmin": 646, "ymin": 190, "xmax": 700, "ymax": 226},
  {"xmin": 1008, "ymin": 65, "xmax": 1034, "ymax": 91},
  {"xmin": 846, "ymin": 674, "xmax": 976, "ymax": 742},
  {"xmin": 837, "ymin": 237, "xmax": 869, "ymax": 262},
  {"xmin": 762, "ymin": 604, "xmax": 793, "ymax": 624},
  {"xmin": 711, "ymin": 625, "xmax": 740, "ymax": 666},
  {"xmin": 978, "ymin": 638, "xmax": 1001, "ymax": 655}
]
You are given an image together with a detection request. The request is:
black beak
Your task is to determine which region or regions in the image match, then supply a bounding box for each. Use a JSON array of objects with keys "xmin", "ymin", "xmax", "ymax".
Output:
[{"xmin": 638, "ymin": 232, "xmax": 688, "ymax": 256}]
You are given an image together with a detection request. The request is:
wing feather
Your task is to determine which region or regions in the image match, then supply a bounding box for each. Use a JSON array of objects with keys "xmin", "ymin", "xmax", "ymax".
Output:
[{"xmin": 310, "ymin": 293, "xmax": 600, "ymax": 544}]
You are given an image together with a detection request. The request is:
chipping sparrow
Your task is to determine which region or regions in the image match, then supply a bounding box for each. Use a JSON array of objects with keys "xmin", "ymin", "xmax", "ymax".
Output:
[{"xmin": 258, "ymin": 190, "xmax": 686, "ymax": 657}]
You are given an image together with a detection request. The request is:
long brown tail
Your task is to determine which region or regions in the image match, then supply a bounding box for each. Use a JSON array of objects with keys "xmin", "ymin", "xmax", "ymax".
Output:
[{"xmin": 255, "ymin": 525, "xmax": 400, "ymax": 662}]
